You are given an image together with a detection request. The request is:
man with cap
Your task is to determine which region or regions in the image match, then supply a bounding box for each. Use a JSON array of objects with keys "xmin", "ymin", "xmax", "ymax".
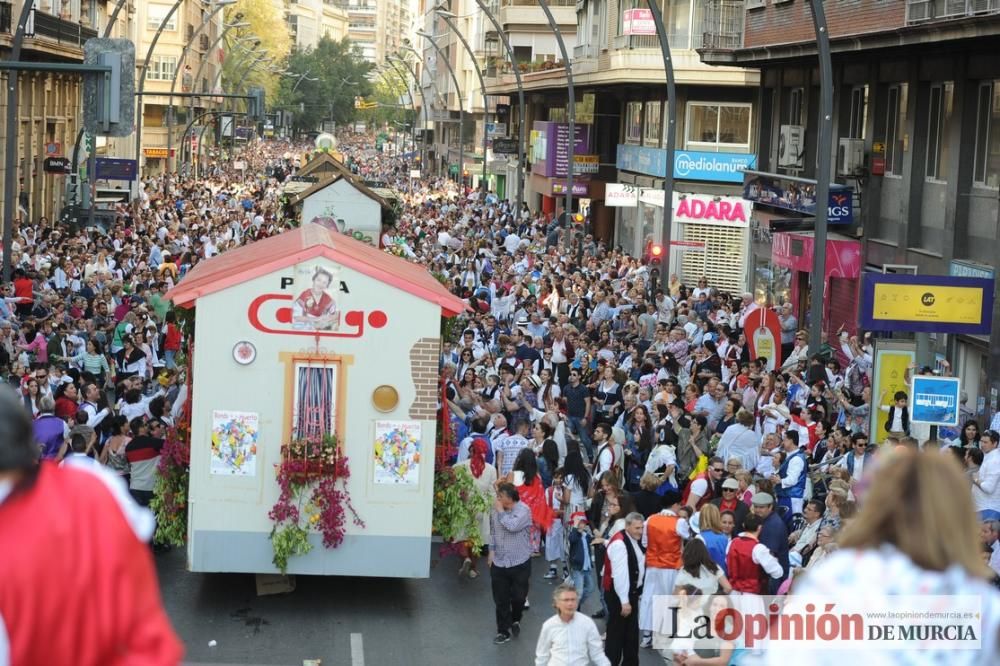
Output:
[
  {"xmin": 751, "ymin": 492, "xmax": 790, "ymax": 594},
  {"xmin": 712, "ymin": 477, "xmax": 749, "ymax": 533},
  {"xmin": 770, "ymin": 430, "xmax": 807, "ymax": 518},
  {"xmin": 638, "ymin": 490, "xmax": 689, "ymax": 649}
]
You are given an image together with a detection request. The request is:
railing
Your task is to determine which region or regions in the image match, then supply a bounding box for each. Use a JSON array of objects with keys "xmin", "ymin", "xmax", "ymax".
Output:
[
  {"xmin": 701, "ymin": 0, "xmax": 744, "ymax": 50},
  {"xmin": 906, "ymin": 0, "xmax": 1000, "ymax": 23},
  {"xmin": 32, "ymin": 10, "xmax": 98, "ymax": 47},
  {"xmin": 1, "ymin": 2, "xmax": 12, "ymax": 33}
]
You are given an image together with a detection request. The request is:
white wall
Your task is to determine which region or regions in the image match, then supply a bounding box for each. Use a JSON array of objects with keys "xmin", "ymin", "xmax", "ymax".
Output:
[{"xmin": 300, "ymin": 178, "xmax": 382, "ymax": 245}]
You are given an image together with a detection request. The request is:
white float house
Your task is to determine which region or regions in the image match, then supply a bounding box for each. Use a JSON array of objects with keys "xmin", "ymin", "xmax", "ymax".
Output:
[{"xmin": 168, "ymin": 223, "xmax": 465, "ymax": 577}]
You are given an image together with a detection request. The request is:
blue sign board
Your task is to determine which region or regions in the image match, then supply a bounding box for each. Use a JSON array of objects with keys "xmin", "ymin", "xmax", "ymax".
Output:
[
  {"xmin": 95, "ymin": 158, "xmax": 137, "ymax": 181},
  {"xmin": 742, "ymin": 172, "xmax": 854, "ymax": 224},
  {"xmin": 859, "ymin": 273, "xmax": 994, "ymax": 335},
  {"xmin": 615, "ymin": 144, "xmax": 757, "ymax": 184},
  {"xmin": 949, "ymin": 260, "xmax": 995, "ymax": 281},
  {"xmin": 910, "ymin": 375, "xmax": 961, "ymax": 426}
]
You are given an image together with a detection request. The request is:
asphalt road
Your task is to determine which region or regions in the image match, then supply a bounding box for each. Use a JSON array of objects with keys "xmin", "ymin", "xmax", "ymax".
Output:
[{"xmin": 156, "ymin": 545, "xmax": 666, "ymax": 666}]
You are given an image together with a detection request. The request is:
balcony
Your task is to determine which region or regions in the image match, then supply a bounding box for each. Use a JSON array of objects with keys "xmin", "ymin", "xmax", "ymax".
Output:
[
  {"xmin": 1, "ymin": 2, "xmax": 11, "ymax": 34},
  {"xmin": 32, "ymin": 9, "xmax": 99, "ymax": 47},
  {"xmin": 906, "ymin": 0, "xmax": 1000, "ymax": 24},
  {"xmin": 698, "ymin": 0, "xmax": 745, "ymax": 64},
  {"xmin": 497, "ymin": 0, "xmax": 574, "ymax": 29}
]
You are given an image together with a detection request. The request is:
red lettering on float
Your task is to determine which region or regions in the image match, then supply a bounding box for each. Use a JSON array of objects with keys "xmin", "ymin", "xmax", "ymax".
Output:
[{"xmin": 247, "ymin": 293, "xmax": 387, "ymax": 338}]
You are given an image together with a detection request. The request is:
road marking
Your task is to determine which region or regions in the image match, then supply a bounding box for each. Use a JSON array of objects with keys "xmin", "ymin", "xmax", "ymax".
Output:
[{"xmin": 350, "ymin": 633, "xmax": 365, "ymax": 666}]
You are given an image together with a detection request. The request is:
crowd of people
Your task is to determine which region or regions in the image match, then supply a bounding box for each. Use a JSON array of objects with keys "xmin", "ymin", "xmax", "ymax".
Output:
[{"xmin": 2, "ymin": 131, "xmax": 1000, "ymax": 665}]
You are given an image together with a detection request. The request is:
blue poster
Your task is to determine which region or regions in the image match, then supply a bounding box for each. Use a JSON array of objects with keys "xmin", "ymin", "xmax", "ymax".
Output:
[{"xmin": 910, "ymin": 376, "xmax": 961, "ymax": 426}]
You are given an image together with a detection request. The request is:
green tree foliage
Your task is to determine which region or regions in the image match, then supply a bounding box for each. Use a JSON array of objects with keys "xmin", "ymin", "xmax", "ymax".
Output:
[
  {"xmin": 224, "ymin": 0, "xmax": 292, "ymax": 100},
  {"xmin": 274, "ymin": 37, "xmax": 375, "ymax": 134}
]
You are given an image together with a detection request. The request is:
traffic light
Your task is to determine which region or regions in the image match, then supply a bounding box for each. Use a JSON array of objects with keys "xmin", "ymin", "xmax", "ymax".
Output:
[
  {"xmin": 573, "ymin": 213, "xmax": 585, "ymax": 224},
  {"xmin": 650, "ymin": 244, "xmax": 663, "ymax": 258}
]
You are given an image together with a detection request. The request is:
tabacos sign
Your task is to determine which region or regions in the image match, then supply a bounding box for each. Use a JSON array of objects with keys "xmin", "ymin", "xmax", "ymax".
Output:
[{"xmin": 674, "ymin": 194, "xmax": 749, "ymax": 228}]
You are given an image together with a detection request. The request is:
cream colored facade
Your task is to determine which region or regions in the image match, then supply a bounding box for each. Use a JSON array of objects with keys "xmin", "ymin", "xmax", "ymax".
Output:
[
  {"xmin": 137, "ymin": 1, "xmax": 227, "ymax": 176},
  {"xmin": 0, "ymin": 0, "xmax": 110, "ymax": 224},
  {"xmin": 345, "ymin": 0, "xmax": 412, "ymax": 65}
]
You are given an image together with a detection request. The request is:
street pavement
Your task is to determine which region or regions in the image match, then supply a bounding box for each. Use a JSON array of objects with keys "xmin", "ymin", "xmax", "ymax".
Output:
[{"xmin": 156, "ymin": 544, "xmax": 666, "ymax": 665}]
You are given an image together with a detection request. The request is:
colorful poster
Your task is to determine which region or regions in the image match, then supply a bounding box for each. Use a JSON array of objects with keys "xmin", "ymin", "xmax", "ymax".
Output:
[
  {"xmin": 210, "ymin": 410, "xmax": 259, "ymax": 476},
  {"xmin": 373, "ymin": 420, "xmax": 421, "ymax": 486},
  {"xmin": 744, "ymin": 306, "xmax": 783, "ymax": 371}
]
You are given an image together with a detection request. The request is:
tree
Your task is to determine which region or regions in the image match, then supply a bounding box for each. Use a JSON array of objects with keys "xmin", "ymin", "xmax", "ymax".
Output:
[
  {"xmin": 223, "ymin": 0, "xmax": 293, "ymax": 101},
  {"xmin": 273, "ymin": 37, "xmax": 375, "ymax": 135},
  {"xmin": 367, "ymin": 69, "xmax": 414, "ymax": 131}
]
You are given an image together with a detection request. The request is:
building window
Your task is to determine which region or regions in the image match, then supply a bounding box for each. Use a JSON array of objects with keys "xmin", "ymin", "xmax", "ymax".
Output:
[
  {"xmin": 685, "ymin": 102, "xmax": 752, "ymax": 153},
  {"xmin": 147, "ymin": 4, "xmax": 178, "ymax": 31},
  {"xmin": 644, "ymin": 101, "xmax": 662, "ymax": 147},
  {"xmin": 973, "ymin": 81, "xmax": 1000, "ymax": 189},
  {"xmin": 848, "ymin": 85, "xmax": 868, "ymax": 140},
  {"xmin": 625, "ymin": 101, "xmax": 643, "ymax": 144},
  {"xmin": 885, "ymin": 83, "xmax": 908, "ymax": 177},
  {"xmin": 146, "ymin": 56, "xmax": 177, "ymax": 81},
  {"xmin": 925, "ymin": 82, "xmax": 953, "ymax": 181},
  {"xmin": 666, "ymin": 0, "xmax": 693, "ymax": 50}
]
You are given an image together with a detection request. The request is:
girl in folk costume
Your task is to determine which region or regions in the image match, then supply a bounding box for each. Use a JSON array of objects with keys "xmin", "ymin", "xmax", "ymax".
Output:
[
  {"xmin": 452, "ymin": 439, "xmax": 497, "ymax": 579},
  {"xmin": 543, "ymin": 468, "xmax": 567, "ymax": 580},
  {"xmin": 508, "ymin": 448, "xmax": 553, "ymax": 554}
]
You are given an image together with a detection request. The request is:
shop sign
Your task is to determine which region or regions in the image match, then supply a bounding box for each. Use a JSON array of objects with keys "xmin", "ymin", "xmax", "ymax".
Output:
[
  {"xmin": 622, "ymin": 8, "xmax": 656, "ymax": 36},
  {"xmin": 43, "ymin": 157, "xmax": 71, "ymax": 174},
  {"xmin": 670, "ymin": 240, "xmax": 706, "ymax": 251},
  {"xmin": 552, "ymin": 181, "xmax": 588, "ymax": 196},
  {"xmin": 949, "ymin": 259, "xmax": 994, "ymax": 281},
  {"xmin": 95, "ymin": 158, "xmax": 137, "ymax": 181},
  {"xmin": 674, "ymin": 194, "xmax": 749, "ymax": 227},
  {"xmin": 742, "ymin": 171, "xmax": 854, "ymax": 225},
  {"xmin": 616, "ymin": 144, "xmax": 756, "ymax": 184},
  {"xmin": 493, "ymin": 138, "xmax": 518, "ymax": 155},
  {"xmin": 576, "ymin": 154, "xmax": 599, "ymax": 174},
  {"xmin": 637, "ymin": 191, "xmax": 749, "ymax": 228},
  {"xmin": 859, "ymin": 273, "xmax": 994, "ymax": 335},
  {"xmin": 143, "ymin": 148, "xmax": 172, "ymax": 158},
  {"xmin": 485, "ymin": 122, "xmax": 507, "ymax": 138},
  {"xmin": 531, "ymin": 121, "xmax": 591, "ymax": 178},
  {"xmin": 605, "ymin": 183, "xmax": 639, "ymax": 207}
]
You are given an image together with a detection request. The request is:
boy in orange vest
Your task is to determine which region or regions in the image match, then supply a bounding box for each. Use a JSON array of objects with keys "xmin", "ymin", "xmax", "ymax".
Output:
[{"xmin": 638, "ymin": 490, "xmax": 690, "ymax": 648}]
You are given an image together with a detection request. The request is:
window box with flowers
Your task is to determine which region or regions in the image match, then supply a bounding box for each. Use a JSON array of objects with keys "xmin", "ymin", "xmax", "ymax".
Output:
[{"xmin": 268, "ymin": 434, "xmax": 365, "ymax": 574}]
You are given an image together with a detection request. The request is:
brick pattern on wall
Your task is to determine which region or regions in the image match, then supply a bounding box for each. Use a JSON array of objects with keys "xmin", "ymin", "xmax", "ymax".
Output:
[
  {"xmin": 409, "ymin": 337, "xmax": 441, "ymax": 421},
  {"xmin": 744, "ymin": 0, "xmax": 906, "ymax": 49}
]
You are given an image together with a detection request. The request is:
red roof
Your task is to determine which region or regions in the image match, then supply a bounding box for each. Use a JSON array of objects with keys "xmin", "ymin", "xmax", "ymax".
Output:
[{"xmin": 167, "ymin": 223, "xmax": 467, "ymax": 316}]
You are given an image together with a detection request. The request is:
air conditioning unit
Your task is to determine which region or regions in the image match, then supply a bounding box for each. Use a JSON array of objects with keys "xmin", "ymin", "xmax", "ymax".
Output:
[
  {"xmin": 777, "ymin": 124, "xmax": 805, "ymax": 169},
  {"xmin": 837, "ymin": 138, "xmax": 865, "ymax": 176}
]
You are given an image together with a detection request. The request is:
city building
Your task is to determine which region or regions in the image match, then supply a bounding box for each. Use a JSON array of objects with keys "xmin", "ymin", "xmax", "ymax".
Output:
[
  {"xmin": 280, "ymin": 0, "xmax": 350, "ymax": 50},
  {"xmin": 699, "ymin": 0, "xmax": 1000, "ymax": 419},
  {"xmin": 344, "ymin": 0, "xmax": 411, "ymax": 64},
  {"xmin": 0, "ymin": 0, "xmax": 101, "ymax": 224},
  {"xmin": 483, "ymin": 0, "xmax": 758, "ymax": 294},
  {"xmin": 137, "ymin": 1, "xmax": 228, "ymax": 177}
]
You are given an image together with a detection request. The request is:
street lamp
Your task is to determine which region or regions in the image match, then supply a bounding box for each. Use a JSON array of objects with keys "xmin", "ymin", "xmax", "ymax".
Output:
[
  {"xmin": 388, "ymin": 55, "xmax": 433, "ymax": 175},
  {"xmin": 378, "ymin": 65, "xmax": 417, "ymax": 156},
  {"xmin": 403, "ymin": 42, "xmax": 465, "ymax": 184},
  {"xmin": 419, "ymin": 23, "xmax": 488, "ymax": 190},
  {"xmin": 135, "ymin": 0, "xmax": 190, "ymax": 180},
  {"xmin": 166, "ymin": 1, "xmax": 241, "ymax": 191},
  {"xmin": 645, "ymin": 0, "xmax": 678, "ymax": 280},
  {"xmin": 535, "ymin": 0, "xmax": 576, "ymax": 247},
  {"xmin": 456, "ymin": 1, "xmax": 526, "ymax": 216}
]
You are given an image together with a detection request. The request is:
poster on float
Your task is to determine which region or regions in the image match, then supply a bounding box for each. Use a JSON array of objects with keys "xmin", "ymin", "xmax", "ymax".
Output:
[
  {"xmin": 210, "ymin": 410, "xmax": 259, "ymax": 476},
  {"xmin": 373, "ymin": 420, "xmax": 421, "ymax": 486}
]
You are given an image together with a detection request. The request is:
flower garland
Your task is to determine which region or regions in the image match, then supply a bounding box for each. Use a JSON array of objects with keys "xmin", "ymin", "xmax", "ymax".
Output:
[
  {"xmin": 151, "ymin": 421, "xmax": 192, "ymax": 547},
  {"xmin": 268, "ymin": 435, "xmax": 365, "ymax": 574},
  {"xmin": 432, "ymin": 466, "xmax": 491, "ymax": 554}
]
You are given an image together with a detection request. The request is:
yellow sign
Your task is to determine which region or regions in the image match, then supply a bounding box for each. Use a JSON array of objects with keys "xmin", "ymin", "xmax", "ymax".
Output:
[
  {"xmin": 872, "ymin": 283, "xmax": 985, "ymax": 325},
  {"xmin": 872, "ymin": 141, "xmax": 885, "ymax": 155},
  {"xmin": 871, "ymin": 344, "xmax": 915, "ymax": 443},
  {"xmin": 143, "ymin": 148, "xmax": 170, "ymax": 158}
]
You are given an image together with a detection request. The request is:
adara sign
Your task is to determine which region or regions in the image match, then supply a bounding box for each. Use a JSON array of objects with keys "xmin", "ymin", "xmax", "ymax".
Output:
[{"xmin": 639, "ymin": 191, "xmax": 749, "ymax": 228}]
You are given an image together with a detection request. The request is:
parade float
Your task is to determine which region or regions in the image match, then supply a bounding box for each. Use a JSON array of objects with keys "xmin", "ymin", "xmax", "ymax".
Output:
[{"xmin": 166, "ymin": 223, "xmax": 465, "ymax": 577}]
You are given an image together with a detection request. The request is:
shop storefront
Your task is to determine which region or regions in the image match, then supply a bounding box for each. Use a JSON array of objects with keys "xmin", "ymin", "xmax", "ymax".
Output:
[
  {"xmin": 949, "ymin": 259, "xmax": 995, "ymax": 422},
  {"xmin": 770, "ymin": 231, "xmax": 862, "ymax": 334},
  {"xmin": 142, "ymin": 147, "xmax": 173, "ymax": 175},
  {"xmin": 530, "ymin": 121, "xmax": 594, "ymax": 215}
]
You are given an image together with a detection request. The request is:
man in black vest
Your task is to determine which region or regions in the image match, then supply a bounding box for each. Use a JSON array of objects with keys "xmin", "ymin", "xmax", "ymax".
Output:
[{"xmin": 602, "ymin": 512, "xmax": 646, "ymax": 665}]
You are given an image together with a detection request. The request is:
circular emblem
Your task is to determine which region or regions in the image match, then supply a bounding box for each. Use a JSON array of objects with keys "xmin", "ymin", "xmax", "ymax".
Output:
[
  {"xmin": 233, "ymin": 340, "xmax": 257, "ymax": 365},
  {"xmin": 921, "ymin": 292, "xmax": 936, "ymax": 307}
]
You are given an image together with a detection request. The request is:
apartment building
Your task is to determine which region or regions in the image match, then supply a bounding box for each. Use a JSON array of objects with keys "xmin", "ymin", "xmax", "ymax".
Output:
[
  {"xmin": 281, "ymin": 0, "xmax": 349, "ymax": 50},
  {"xmin": 0, "ymin": 0, "xmax": 101, "ymax": 223},
  {"xmin": 345, "ymin": 0, "xmax": 410, "ymax": 64},
  {"xmin": 138, "ymin": 1, "xmax": 227, "ymax": 176},
  {"xmin": 699, "ymin": 0, "xmax": 1000, "ymax": 420},
  {"xmin": 484, "ymin": 0, "xmax": 758, "ymax": 294}
]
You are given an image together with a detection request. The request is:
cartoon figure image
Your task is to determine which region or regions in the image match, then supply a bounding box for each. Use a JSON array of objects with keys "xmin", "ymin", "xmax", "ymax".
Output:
[{"xmin": 292, "ymin": 267, "xmax": 341, "ymax": 331}]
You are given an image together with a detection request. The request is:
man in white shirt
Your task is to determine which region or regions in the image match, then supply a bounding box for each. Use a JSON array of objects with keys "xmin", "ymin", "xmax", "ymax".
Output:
[
  {"xmin": 837, "ymin": 432, "xmax": 872, "ymax": 486},
  {"xmin": 592, "ymin": 423, "xmax": 617, "ymax": 483},
  {"xmin": 973, "ymin": 429, "xmax": 1000, "ymax": 521},
  {"xmin": 535, "ymin": 584, "xmax": 610, "ymax": 666},
  {"xmin": 603, "ymin": 513, "xmax": 646, "ymax": 666}
]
